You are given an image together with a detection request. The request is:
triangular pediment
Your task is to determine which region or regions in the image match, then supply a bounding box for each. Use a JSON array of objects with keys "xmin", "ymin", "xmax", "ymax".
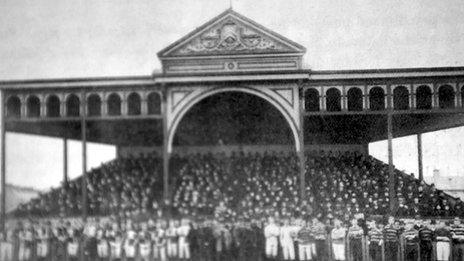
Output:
[{"xmin": 158, "ymin": 9, "xmax": 306, "ymax": 58}]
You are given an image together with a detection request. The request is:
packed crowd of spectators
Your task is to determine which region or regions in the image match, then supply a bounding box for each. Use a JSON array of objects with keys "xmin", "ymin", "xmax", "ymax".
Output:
[
  {"xmin": 14, "ymin": 154, "xmax": 164, "ymax": 218},
  {"xmin": 13, "ymin": 150, "xmax": 464, "ymax": 221}
]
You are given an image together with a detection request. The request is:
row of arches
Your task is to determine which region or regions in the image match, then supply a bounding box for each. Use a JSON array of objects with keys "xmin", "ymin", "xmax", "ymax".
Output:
[
  {"xmin": 6, "ymin": 92, "xmax": 162, "ymax": 118},
  {"xmin": 305, "ymin": 85, "xmax": 464, "ymax": 112}
]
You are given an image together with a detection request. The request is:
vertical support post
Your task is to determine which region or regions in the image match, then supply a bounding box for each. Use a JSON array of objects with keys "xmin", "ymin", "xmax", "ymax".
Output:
[
  {"xmin": 387, "ymin": 112, "xmax": 395, "ymax": 213},
  {"xmin": 0, "ymin": 90, "xmax": 6, "ymax": 233},
  {"xmin": 81, "ymin": 90, "xmax": 88, "ymax": 221},
  {"xmin": 63, "ymin": 138, "xmax": 68, "ymax": 185},
  {"xmin": 298, "ymin": 87, "xmax": 306, "ymax": 200},
  {"xmin": 417, "ymin": 133, "xmax": 423, "ymax": 180},
  {"xmin": 162, "ymin": 85, "xmax": 170, "ymax": 214}
]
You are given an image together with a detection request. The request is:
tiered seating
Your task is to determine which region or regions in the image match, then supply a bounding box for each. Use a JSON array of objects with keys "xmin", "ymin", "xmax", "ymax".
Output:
[{"xmin": 13, "ymin": 150, "xmax": 464, "ymax": 219}]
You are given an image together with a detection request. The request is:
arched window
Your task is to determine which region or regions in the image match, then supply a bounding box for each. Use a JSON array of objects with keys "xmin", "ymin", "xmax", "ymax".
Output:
[
  {"xmin": 46, "ymin": 95, "xmax": 60, "ymax": 117},
  {"xmin": 6, "ymin": 96, "xmax": 21, "ymax": 118},
  {"xmin": 127, "ymin": 92, "xmax": 141, "ymax": 115},
  {"xmin": 326, "ymin": 88, "xmax": 341, "ymax": 111},
  {"xmin": 416, "ymin": 85, "xmax": 432, "ymax": 110},
  {"xmin": 66, "ymin": 94, "xmax": 80, "ymax": 117},
  {"xmin": 87, "ymin": 94, "xmax": 101, "ymax": 116},
  {"xmin": 27, "ymin": 95, "xmax": 41, "ymax": 118},
  {"xmin": 347, "ymin": 88, "xmax": 363, "ymax": 111},
  {"xmin": 438, "ymin": 85, "xmax": 455, "ymax": 109},
  {"xmin": 147, "ymin": 92, "xmax": 161, "ymax": 115},
  {"xmin": 107, "ymin": 93, "xmax": 121, "ymax": 116},
  {"xmin": 305, "ymin": 89, "xmax": 320, "ymax": 112},
  {"xmin": 393, "ymin": 86, "xmax": 409, "ymax": 110},
  {"xmin": 369, "ymin": 87, "xmax": 385, "ymax": 111}
]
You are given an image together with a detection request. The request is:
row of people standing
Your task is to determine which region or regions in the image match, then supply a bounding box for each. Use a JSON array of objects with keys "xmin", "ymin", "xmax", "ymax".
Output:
[{"xmin": 2, "ymin": 215, "xmax": 464, "ymax": 261}]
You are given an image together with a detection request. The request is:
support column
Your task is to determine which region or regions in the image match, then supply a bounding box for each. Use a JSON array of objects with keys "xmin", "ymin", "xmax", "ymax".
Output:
[
  {"xmin": 298, "ymin": 89, "xmax": 306, "ymax": 199},
  {"xmin": 387, "ymin": 113, "xmax": 395, "ymax": 213},
  {"xmin": 162, "ymin": 86, "xmax": 170, "ymax": 215},
  {"xmin": 417, "ymin": 133, "xmax": 423, "ymax": 180},
  {"xmin": 81, "ymin": 91, "xmax": 88, "ymax": 221},
  {"xmin": 0, "ymin": 90, "xmax": 6, "ymax": 233},
  {"xmin": 63, "ymin": 138, "xmax": 68, "ymax": 185}
]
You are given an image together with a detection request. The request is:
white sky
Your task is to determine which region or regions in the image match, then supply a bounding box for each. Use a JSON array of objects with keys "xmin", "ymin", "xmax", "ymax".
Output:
[{"xmin": 1, "ymin": 0, "xmax": 464, "ymax": 189}]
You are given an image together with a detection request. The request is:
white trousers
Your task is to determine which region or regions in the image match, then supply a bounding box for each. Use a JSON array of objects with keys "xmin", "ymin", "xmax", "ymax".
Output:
[
  {"xmin": 139, "ymin": 243, "xmax": 151, "ymax": 260},
  {"xmin": 178, "ymin": 241, "xmax": 190, "ymax": 259},
  {"xmin": 299, "ymin": 243, "xmax": 316, "ymax": 261},
  {"xmin": 266, "ymin": 237, "xmax": 279, "ymax": 257},
  {"xmin": 97, "ymin": 242, "xmax": 109, "ymax": 258},
  {"xmin": 0, "ymin": 242, "xmax": 13, "ymax": 261},
  {"xmin": 281, "ymin": 241, "xmax": 295, "ymax": 260},
  {"xmin": 332, "ymin": 242, "xmax": 345, "ymax": 261},
  {"xmin": 167, "ymin": 241, "xmax": 177, "ymax": 257},
  {"xmin": 37, "ymin": 242, "xmax": 49, "ymax": 258},
  {"xmin": 124, "ymin": 244, "xmax": 136, "ymax": 258},
  {"xmin": 110, "ymin": 243, "xmax": 122, "ymax": 259},
  {"xmin": 18, "ymin": 244, "xmax": 31, "ymax": 261},
  {"xmin": 436, "ymin": 242, "xmax": 450, "ymax": 261},
  {"xmin": 67, "ymin": 242, "xmax": 79, "ymax": 257}
]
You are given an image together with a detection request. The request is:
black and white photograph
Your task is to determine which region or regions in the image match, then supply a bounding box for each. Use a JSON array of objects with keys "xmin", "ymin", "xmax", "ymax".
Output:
[{"xmin": 1, "ymin": 0, "xmax": 464, "ymax": 260}]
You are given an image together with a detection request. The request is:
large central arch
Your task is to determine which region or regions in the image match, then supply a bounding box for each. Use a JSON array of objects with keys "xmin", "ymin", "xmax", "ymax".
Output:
[{"xmin": 166, "ymin": 85, "xmax": 301, "ymax": 153}]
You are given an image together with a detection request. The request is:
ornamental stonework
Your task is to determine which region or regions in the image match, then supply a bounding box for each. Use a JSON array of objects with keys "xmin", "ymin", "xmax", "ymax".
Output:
[{"xmin": 173, "ymin": 18, "xmax": 293, "ymax": 56}]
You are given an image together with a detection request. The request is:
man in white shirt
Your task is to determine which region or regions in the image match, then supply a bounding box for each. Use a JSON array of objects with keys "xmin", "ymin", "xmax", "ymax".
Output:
[
  {"xmin": 280, "ymin": 218, "xmax": 296, "ymax": 260},
  {"xmin": 264, "ymin": 217, "xmax": 280, "ymax": 259},
  {"xmin": 177, "ymin": 218, "xmax": 191, "ymax": 260}
]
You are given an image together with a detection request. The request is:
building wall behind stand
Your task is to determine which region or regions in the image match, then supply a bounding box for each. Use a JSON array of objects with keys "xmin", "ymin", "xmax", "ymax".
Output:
[{"xmin": 117, "ymin": 144, "xmax": 369, "ymax": 158}]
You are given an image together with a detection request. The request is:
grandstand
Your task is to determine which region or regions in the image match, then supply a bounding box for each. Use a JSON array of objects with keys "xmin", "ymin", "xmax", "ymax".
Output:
[{"xmin": 0, "ymin": 4, "xmax": 463, "ymax": 223}]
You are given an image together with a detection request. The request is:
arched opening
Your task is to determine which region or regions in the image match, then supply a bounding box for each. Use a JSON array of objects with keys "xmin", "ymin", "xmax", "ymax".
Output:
[
  {"xmin": 416, "ymin": 85, "xmax": 432, "ymax": 110},
  {"xmin": 326, "ymin": 88, "xmax": 341, "ymax": 112},
  {"xmin": 107, "ymin": 93, "xmax": 121, "ymax": 116},
  {"xmin": 66, "ymin": 94, "xmax": 80, "ymax": 117},
  {"xmin": 46, "ymin": 95, "xmax": 61, "ymax": 117},
  {"xmin": 393, "ymin": 86, "xmax": 409, "ymax": 110},
  {"xmin": 438, "ymin": 85, "xmax": 455, "ymax": 109},
  {"xmin": 6, "ymin": 96, "xmax": 21, "ymax": 118},
  {"xmin": 172, "ymin": 92, "xmax": 295, "ymax": 148},
  {"xmin": 369, "ymin": 87, "xmax": 385, "ymax": 111},
  {"xmin": 347, "ymin": 87, "xmax": 363, "ymax": 111},
  {"xmin": 87, "ymin": 94, "xmax": 101, "ymax": 116},
  {"xmin": 127, "ymin": 92, "xmax": 141, "ymax": 115},
  {"xmin": 147, "ymin": 92, "xmax": 161, "ymax": 115},
  {"xmin": 305, "ymin": 88, "xmax": 319, "ymax": 112},
  {"xmin": 27, "ymin": 95, "xmax": 41, "ymax": 118}
]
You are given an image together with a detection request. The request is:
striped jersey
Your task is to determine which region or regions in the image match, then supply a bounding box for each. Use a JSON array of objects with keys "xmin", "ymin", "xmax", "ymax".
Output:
[
  {"xmin": 348, "ymin": 226, "xmax": 363, "ymax": 240},
  {"xmin": 434, "ymin": 228, "xmax": 451, "ymax": 242},
  {"xmin": 384, "ymin": 225, "xmax": 400, "ymax": 242},
  {"xmin": 451, "ymin": 224, "xmax": 464, "ymax": 242},
  {"xmin": 418, "ymin": 227, "xmax": 434, "ymax": 242},
  {"xmin": 297, "ymin": 227, "xmax": 314, "ymax": 244},
  {"xmin": 402, "ymin": 229, "xmax": 419, "ymax": 244},
  {"xmin": 313, "ymin": 224, "xmax": 327, "ymax": 240},
  {"xmin": 368, "ymin": 228, "xmax": 383, "ymax": 243}
]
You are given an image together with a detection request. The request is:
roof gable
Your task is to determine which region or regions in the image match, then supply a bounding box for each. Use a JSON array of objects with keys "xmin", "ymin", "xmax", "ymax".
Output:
[{"xmin": 158, "ymin": 9, "xmax": 306, "ymax": 58}]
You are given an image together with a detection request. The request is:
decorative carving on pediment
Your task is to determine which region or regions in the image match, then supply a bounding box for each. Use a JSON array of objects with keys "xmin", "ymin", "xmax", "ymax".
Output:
[{"xmin": 174, "ymin": 18, "xmax": 293, "ymax": 56}]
